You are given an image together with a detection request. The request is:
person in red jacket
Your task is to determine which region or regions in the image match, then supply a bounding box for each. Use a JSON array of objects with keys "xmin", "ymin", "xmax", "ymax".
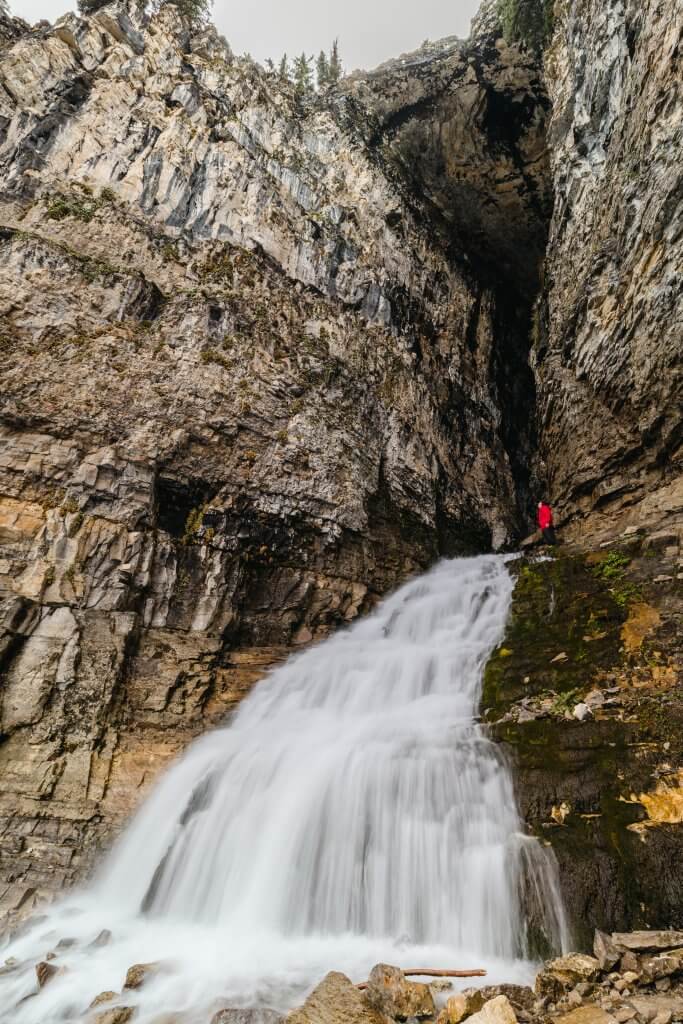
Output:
[{"xmin": 537, "ymin": 501, "xmax": 557, "ymax": 545}]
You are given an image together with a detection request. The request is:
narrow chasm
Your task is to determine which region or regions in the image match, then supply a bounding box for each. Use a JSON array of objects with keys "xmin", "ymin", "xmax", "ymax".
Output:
[{"xmin": 354, "ymin": 23, "xmax": 553, "ymax": 533}]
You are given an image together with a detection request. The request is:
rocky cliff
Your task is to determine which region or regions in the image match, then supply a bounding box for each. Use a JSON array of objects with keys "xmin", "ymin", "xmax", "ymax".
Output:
[
  {"xmin": 537, "ymin": 0, "xmax": 682, "ymax": 536},
  {"xmin": 0, "ymin": 0, "xmax": 680, "ymax": 934},
  {"xmin": 0, "ymin": 1, "xmax": 550, "ymax": 920}
]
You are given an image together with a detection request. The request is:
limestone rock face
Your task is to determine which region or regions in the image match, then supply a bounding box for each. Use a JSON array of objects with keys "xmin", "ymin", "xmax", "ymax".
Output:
[
  {"xmin": 287, "ymin": 972, "xmax": 385, "ymax": 1024},
  {"xmin": 537, "ymin": 0, "xmax": 682, "ymax": 531},
  {"xmin": 0, "ymin": 0, "xmax": 544, "ymax": 917}
]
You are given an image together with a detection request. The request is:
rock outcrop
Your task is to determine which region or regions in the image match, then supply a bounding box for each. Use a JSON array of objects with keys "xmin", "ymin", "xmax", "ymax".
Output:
[
  {"xmin": 536, "ymin": 0, "xmax": 682, "ymax": 535},
  {"xmin": 485, "ymin": 529, "xmax": 682, "ymax": 943},
  {"xmin": 0, "ymin": 0, "xmax": 553, "ymax": 916}
]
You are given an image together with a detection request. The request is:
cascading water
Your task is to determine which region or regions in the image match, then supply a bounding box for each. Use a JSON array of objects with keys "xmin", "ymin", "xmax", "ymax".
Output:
[{"xmin": 1, "ymin": 557, "xmax": 569, "ymax": 1023}]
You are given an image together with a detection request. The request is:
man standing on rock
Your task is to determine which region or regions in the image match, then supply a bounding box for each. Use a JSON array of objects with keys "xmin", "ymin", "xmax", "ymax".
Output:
[{"xmin": 537, "ymin": 501, "xmax": 557, "ymax": 545}]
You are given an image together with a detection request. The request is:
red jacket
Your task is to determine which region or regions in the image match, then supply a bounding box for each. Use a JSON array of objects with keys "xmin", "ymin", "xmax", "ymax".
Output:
[{"xmin": 538, "ymin": 504, "xmax": 553, "ymax": 530}]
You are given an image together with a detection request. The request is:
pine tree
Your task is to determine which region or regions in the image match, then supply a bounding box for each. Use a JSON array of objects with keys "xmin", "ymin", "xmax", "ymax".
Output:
[
  {"xmin": 316, "ymin": 50, "xmax": 330, "ymax": 91},
  {"xmin": 153, "ymin": 0, "xmax": 213, "ymax": 29},
  {"xmin": 278, "ymin": 53, "xmax": 290, "ymax": 80},
  {"xmin": 265, "ymin": 58, "xmax": 276, "ymax": 73},
  {"xmin": 292, "ymin": 52, "xmax": 314, "ymax": 98},
  {"xmin": 328, "ymin": 38, "xmax": 342, "ymax": 85}
]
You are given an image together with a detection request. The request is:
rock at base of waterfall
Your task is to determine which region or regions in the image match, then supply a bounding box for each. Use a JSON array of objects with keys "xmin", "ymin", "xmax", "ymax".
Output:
[
  {"xmin": 465, "ymin": 995, "xmax": 519, "ymax": 1024},
  {"xmin": 287, "ymin": 972, "xmax": 386, "ymax": 1024},
  {"xmin": 123, "ymin": 961, "xmax": 162, "ymax": 990},
  {"xmin": 612, "ymin": 936, "xmax": 683, "ymax": 955},
  {"xmin": 90, "ymin": 991, "xmax": 118, "ymax": 1009},
  {"xmin": 364, "ymin": 964, "xmax": 436, "ymax": 1021},
  {"xmin": 36, "ymin": 960, "xmax": 59, "ymax": 988},
  {"xmin": 440, "ymin": 986, "xmax": 536, "ymax": 1024},
  {"xmin": 439, "ymin": 993, "xmax": 470, "ymax": 1024},
  {"xmin": 537, "ymin": 957, "xmax": 602, "ymax": 1000},
  {"xmin": 466, "ymin": 987, "xmax": 536, "ymax": 1018},
  {"xmin": 93, "ymin": 1008, "xmax": 136, "ymax": 1024},
  {"xmin": 595, "ymin": 932, "xmax": 622, "ymax": 972},
  {"xmin": 552, "ymin": 1007, "xmax": 616, "ymax": 1024},
  {"xmin": 212, "ymin": 1011, "xmax": 285, "ymax": 1024},
  {"xmin": 90, "ymin": 929, "xmax": 113, "ymax": 948}
]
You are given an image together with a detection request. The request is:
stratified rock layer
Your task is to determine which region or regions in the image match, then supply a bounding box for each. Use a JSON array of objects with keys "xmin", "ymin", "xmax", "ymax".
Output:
[
  {"xmin": 0, "ymin": 2, "xmax": 546, "ymax": 917},
  {"xmin": 537, "ymin": 0, "xmax": 682, "ymax": 532}
]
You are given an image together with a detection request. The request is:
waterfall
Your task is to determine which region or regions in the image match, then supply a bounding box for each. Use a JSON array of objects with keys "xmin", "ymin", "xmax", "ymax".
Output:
[{"xmin": 1, "ymin": 556, "xmax": 569, "ymax": 1023}]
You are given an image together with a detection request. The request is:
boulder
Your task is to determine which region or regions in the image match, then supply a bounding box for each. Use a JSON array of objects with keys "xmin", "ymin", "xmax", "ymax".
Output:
[
  {"xmin": 90, "ymin": 929, "xmax": 113, "ymax": 948},
  {"xmin": 287, "ymin": 972, "xmax": 385, "ymax": 1024},
  {"xmin": 93, "ymin": 1009, "xmax": 136, "ymax": 1024},
  {"xmin": 212, "ymin": 1012, "xmax": 284, "ymax": 1024},
  {"xmin": 551, "ymin": 1007, "xmax": 615, "ymax": 1024},
  {"xmin": 537, "ymin": 957, "xmax": 602, "ymax": 1001},
  {"xmin": 439, "ymin": 993, "xmax": 469, "ymax": 1024},
  {"xmin": 90, "ymin": 991, "xmax": 118, "ymax": 1008},
  {"xmin": 36, "ymin": 960, "xmax": 59, "ymax": 988},
  {"xmin": 611, "ymin": 935, "xmax": 683, "ymax": 954},
  {"xmin": 594, "ymin": 932, "xmax": 621, "ymax": 971},
  {"xmin": 459, "ymin": 987, "xmax": 535, "ymax": 1019},
  {"xmin": 640, "ymin": 954, "xmax": 683, "ymax": 983},
  {"xmin": 465, "ymin": 995, "xmax": 518, "ymax": 1024},
  {"xmin": 364, "ymin": 964, "xmax": 435, "ymax": 1021},
  {"xmin": 124, "ymin": 962, "xmax": 162, "ymax": 990}
]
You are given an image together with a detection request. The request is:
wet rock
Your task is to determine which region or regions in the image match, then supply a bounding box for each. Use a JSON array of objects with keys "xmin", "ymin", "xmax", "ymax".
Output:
[
  {"xmin": 123, "ymin": 962, "xmax": 162, "ymax": 990},
  {"xmin": 90, "ymin": 929, "xmax": 113, "ymax": 948},
  {"xmin": 90, "ymin": 992, "xmax": 118, "ymax": 1008},
  {"xmin": 36, "ymin": 960, "xmax": 58, "ymax": 988},
  {"xmin": 287, "ymin": 972, "xmax": 385, "ymax": 1024},
  {"xmin": 465, "ymin": 995, "xmax": 518, "ymax": 1024},
  {"xmin": 364, "ymin": 964, "xmax": 435, "ymax": 1021},
  {"xmin": 593, "ymin": 933, "xmax": 622, "ymax": 970},
  {"xmin": 93, "ymin": 1009, "xmax": 136, "ymax": 1024},
  {"xmin": 430, "ymin": 980, "xmax": 454, "ymax": 993}
]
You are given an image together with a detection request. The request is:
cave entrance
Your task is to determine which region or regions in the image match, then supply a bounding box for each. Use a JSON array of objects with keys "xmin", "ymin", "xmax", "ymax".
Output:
[{"xmin": 156, "ymin": 477, "xmax": 217, "ymax": 539}]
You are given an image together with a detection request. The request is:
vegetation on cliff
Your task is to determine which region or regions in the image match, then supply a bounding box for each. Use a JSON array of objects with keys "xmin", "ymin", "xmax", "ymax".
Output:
[{"xmin": 497, "ymin": 0, "xmax": 555, "ymax": 53}]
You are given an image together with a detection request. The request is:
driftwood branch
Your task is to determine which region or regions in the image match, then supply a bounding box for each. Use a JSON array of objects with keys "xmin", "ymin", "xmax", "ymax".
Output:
[{"xmin": 357, "ymin": 968, "xmax": 487, "ymax": 989}]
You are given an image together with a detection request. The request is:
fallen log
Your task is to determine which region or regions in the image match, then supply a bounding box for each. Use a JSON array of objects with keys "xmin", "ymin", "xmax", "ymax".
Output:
[{"xmin": 357, "ymin": 968, "xmax": 487, "ymax": 989}]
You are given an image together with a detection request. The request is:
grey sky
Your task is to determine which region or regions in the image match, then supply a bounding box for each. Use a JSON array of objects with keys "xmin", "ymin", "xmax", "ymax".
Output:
[{"xmin": 12, "ymin": 0, "xmax": 482, "ymax": 71}]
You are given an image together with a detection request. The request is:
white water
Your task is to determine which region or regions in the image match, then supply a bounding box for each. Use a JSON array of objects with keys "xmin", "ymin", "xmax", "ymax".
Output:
[{"xmin": 1, "ymin": 556, "xmax": 569, "ymax": 1022}]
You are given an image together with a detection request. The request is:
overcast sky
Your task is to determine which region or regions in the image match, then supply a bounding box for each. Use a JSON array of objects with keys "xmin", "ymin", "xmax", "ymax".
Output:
[{"xmin": 12, "ymin": 0, "xmax": 482, "ymax": 71}]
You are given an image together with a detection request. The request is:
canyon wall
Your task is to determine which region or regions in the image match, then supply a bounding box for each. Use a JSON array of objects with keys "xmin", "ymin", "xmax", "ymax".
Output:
[
  {"xmin": 0, "ymin": 0, "xmax": 680, "ymax": 932},
  {"xmin": 0, "ymin": 2, "xmax": 546, "ymax": 920},
  {"xmin": 537, "ymin": 0, "xmax": 682, "ymax": 535}
]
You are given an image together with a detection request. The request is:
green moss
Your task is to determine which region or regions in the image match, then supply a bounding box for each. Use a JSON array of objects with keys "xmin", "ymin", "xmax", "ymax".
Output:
[
  {"xmin": 592, "ymin": 551, "xmax": 642, "ymax": 609},
  {"xmin": 46, "ymin": 191, "xmax": 106, "ymax": 223},
  {"xmin": 183, "ymin": 505, "xmax": 207, "ymax": 544},
  {"xmin": 483, "ymin": 554, "xmax": 625, "ymax": 717}
]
